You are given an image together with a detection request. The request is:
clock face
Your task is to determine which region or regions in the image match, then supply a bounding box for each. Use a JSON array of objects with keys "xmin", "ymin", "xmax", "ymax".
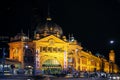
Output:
[
  {"xmin": 13, "ymin": 48, "xmax": 18, "ymax": 54},
  {"xmin": 13, "ymin": 48, "xmax": 19, "ymax": 60},
  {"xmin": 110, "ymin": 52, "xmax": 114, "ymax": 61},
  {"xmin": 110, "ymin": 56, "xmax": 114, "ymax": 61}
]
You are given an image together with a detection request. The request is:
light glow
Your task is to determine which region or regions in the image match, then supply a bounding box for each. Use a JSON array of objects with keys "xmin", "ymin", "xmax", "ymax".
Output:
[{"xmin": 110, "ymin": 40, "xmax": 114, "ymax": 44}]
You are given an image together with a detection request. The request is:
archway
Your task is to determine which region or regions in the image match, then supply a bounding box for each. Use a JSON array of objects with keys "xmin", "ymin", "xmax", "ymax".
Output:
[{"xmin": 42, "ymin": 59, "xmax": 62, "ymax": 74}]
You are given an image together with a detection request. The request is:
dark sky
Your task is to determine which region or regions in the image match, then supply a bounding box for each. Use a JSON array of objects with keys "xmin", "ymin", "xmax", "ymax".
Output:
[{"xmin": 0, "ymin": 0, "xmax": 120, "ymax": 65}]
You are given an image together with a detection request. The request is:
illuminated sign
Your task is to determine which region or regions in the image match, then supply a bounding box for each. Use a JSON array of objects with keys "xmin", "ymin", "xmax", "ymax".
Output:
[
  {"xmin": 36, "ymin": 50, "xmax": 40, "ymax": 69},
  {"xmin": 64, "ymin": 50, "xmax": 67, "ymax": 69}
]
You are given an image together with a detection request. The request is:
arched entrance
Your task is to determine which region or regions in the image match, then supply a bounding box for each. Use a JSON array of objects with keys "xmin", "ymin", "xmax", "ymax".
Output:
[{"xmin": 42, "ymin": 59, "xmax": 62, "ymax": 74}]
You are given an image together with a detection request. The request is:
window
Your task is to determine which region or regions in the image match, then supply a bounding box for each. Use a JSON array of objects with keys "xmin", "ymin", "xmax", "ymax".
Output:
[
  {"xmin": 43, "ymin": 47, "xmax": 47, "ymax": 52},
  {"xmin": 40, "ymin": 46, "xmax": 42, "ymax": 52},
  {"xmin": 82, "ymin": 59, "xmax": 87, "ymax": 65},
  {"xmin": 48, "ymin": 47, "xmax": 52, "ymax": 52},
  {"xmin": 53, "ymin": 47, "xmax": 57, "ymax": 52}
]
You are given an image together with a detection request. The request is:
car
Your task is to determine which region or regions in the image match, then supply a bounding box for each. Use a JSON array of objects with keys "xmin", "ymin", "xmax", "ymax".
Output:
[
  {"xmin": 108, "ymin": 73, "xmax": 120, "ymax": 80},
  {"xmin": 65, "ymin": 74, "xmax": 73, "ymax": 78}
]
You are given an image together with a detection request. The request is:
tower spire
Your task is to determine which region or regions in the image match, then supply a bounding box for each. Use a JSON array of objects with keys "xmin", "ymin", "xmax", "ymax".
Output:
[{"xmin": 46, "ymin": 1, "xmax": 52, "ymax": 21}]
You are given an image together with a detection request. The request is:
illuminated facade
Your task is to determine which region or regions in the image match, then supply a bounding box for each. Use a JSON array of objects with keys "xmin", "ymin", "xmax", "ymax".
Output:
[{"xmin": 7, "ymin": 17, "xmax": 119, "ymax": 74}]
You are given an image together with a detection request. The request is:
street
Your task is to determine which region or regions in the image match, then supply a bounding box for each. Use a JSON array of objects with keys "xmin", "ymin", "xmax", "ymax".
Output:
[{"xmin": 0, "ymin": 75, "xmax": 109, "ymax": 80}]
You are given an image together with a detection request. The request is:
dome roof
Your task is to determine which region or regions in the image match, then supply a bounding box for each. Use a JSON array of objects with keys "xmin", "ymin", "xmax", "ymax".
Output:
[{"xmin": 35, "ymin": 17, "xmax": 63, "ymax": 36}]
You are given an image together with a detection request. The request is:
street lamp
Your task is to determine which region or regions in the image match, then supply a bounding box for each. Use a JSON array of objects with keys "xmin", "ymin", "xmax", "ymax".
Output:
[{"xmin": 25, "ymin": 44, "xmax": 28, "ymax": 49}]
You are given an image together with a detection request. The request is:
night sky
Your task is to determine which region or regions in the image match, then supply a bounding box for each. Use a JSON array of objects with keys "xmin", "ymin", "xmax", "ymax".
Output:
[{"xmin": 0, "ymin": 0, "xmax": 120, "ymax": 66}]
